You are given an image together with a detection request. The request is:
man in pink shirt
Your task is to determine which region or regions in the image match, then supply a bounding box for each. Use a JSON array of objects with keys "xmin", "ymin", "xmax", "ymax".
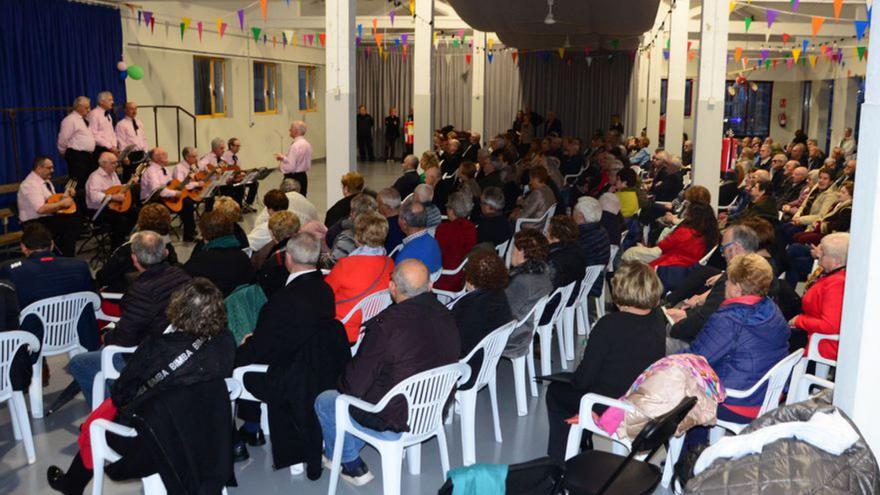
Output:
[
  {"xmin": 88, "ymin": 92, "xmax": 118, "ymax": 157},
  {"xmin": 57, "ymin": 96, "xmax": 96, "ymax": 192},
  {"xmin": 115, "ymin": 101, "xmax": 148, "ymax": 182},
  {"xmin": 17, "ymin": 156, "xmax": 80, "ymax": 257},
  {"xmin": 275, "ymin": 120, "xmax": 312, "ymax": 196},
  {"xmin": 140, "ymin": 147, "xmax": 196, "ymax": 241},
  {"xmin": 86, "ymin": 152, "xmax": 133, "ymax": 248},
  {"xmin": 221, "ymin": 137, "xmax": 258, "ymax": 209}
]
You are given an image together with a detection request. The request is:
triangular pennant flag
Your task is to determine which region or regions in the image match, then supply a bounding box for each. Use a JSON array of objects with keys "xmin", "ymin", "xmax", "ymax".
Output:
[
  {"xmin": 767, "ymin": 9, "xmax": 778, "ymax": 28},
  {"xmin": 512, "ymin": 51, "xmax": 518, "ymax": 64},
  {"xmin": 765, "ymin": 59, "xmax": 772, "ymax": 69},
  {"xmin": 567, "ymin": 57, "xmax": 573, "ymax": 67},
  {"xmin": 433, "ymin": 32, "xmax": 439, "ymax": 49},
  {"xmin": 179, "ymin": 22, "xmax": 186, "ymax": 40},
  {"xmin": 273, "ymin": 35, "xmax": 277, "ymax": 48},
  {"xmin": 809, "ymin": 54, "xmax": 817, "ymax": 67},
  {"xmin": 729, "ymin": 0, "xmax": 737, "ymax": 13},
  {"xmin": 319, "ymin": 33, "xmax": 326, "ymax": 46},
  {"xmin": 237, "ymin": 9, "xmax": 245, "ymax": 30},
  {"xmin": 611, "ymin": 39, "xmax": 620, "ymax": 49},
  {"xmin": 150, "ymin": 16, "xmax": 155, "ymax": 33},
  {"xmin": 453, "ymin": 39, "xmax": 460, "ymax": 48},
  {"xmin": 742, "ymin": 57, "xmax": 749, "ymax": 69},
  {"xmin": 402, "ymin": 45, "xmax": 408, "ymax": 61},
  {"xmin": 282, "ymin": 31, "xmax": 288, "ymax": 47},
  {"xmin": 811, "ymin": 16, "xmax": 825, "ymax": 37},
  {"xmin": 389, "ymin": 10, "xmax": 395, "ymax": 25},
  {"xmin": 197, "ymin": 21, "xmax": 203, "ymax": 41},
  {"xmin": 744, "ymin": 16, "xmax": 753, "ymax": 32},
  {"xmin": 144, "ymin": 11, "xmax": 153, "ymax": 26},
  {"xmin": 782, "ymin": 33, "xmax": 790, "ymax": 44},
  {"xmin": 488, "ymin": 38, "xmax": 495, "ymax": 50},
  {"xmin": 854, "ymin": 20, "xmax": 869, "ymax": 41},
  {"xmin": 383, "ymin": 49, "xmax": 388, "ymax": 60},
  {"xmin": 802, "ymin": 39, "xmax": 809, "ymax": 52},
  {"xmin": 260, "ymin": 0, "xmax": 268, "ymax": 21},
  {"xmin": 772, "ymin": 59, "xmax": 778, "ymax": 68},
  {"xmin": 858, "ymin": 46, "xmax": 867, "ymax": 60},
  {"xmin": 401, "ymin": 33, "xmax": 408, "ymax": 44},
  {"xmin": 786, "ymin": 58, "xmax": 793, "ymax": 68},
  {"xmin": 409, "ymin": 0, "xmax": 415, "ymax": 16},
  {"xmin": 251, "ymin": 27, "xmax": 261, "ymax": 42},
  {"xmin": 292, "ymin": 30, "xmax": 297, "ymax": 46},
  {"xmin": 558, "ymin": 47, "xmax": 565, "ymax": 58},
  {"xmin": 307, "ymin": 33, "xmax": 314, "ymax": 46},
  {"xmin": 217, "ymin": 19, "xmax": 227, "ymax": 39},
  {"xmin": 182, "ymin": 17, "xmax": 190, "ymax": 31},
  {"xmin": 687, "ymin": 41, "xmax": 692, "ymax": 52},
  {"xmin": 357, "ymin": 24, "xmax": 363, "ymax": 39},
  {"xmin": 833, "ymin": 0, "xmax": 843, "ymax": 19},
  {"xmin": 487, "ymin": 53, "xmax": 494, "ymax": 63},
  {"xmin": 792, "ymin": 48, "xmax": 802, "ymax": 62},
  {"xmin": 376, "ymin": 33, "xmax": 384, "ymax": 46},
  {"xmin": 263, "ymin": 34, "xmax": 267, "ymax": 45},
  {"xmin": 760, "ymin": 49, "xmax": 769, "ymax": 59},
  {"xmin": 688, "ymin": 50, "xmax": 696, "ymax": 61},
  {"xmin": 666, "ymin": 39, "xmax": 670, "ymax": 50},
  {"xmin": 394, "ymin": 37, "xmax": 400, "ymax": 48},
  {"xmin": 734, "ymin": 47, "xmax": 743, "ymax": 61},
  {"xmin": 543, "ymin": 51, "xmax": 552, "ymax": 62},
  {"xmin": 792, "ymin": 0, "xmax": 800, "ymax": 12},
  {"xmin": 137, "ymin": 10, "xmax": 142, "ymax": 25},
  {"xmin": 466, "ymin": 53, "xmax": 472, "ymax": 64},
  {"xmin": 372, "ymin": 18, "xmax": 378, "ymax": 31},
  {"xmin": 663, "ymin": 50, "xmax": 669, "ymax": 60}
]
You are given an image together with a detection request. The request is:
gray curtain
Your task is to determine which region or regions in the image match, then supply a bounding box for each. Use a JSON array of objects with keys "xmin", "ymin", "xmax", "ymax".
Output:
[
  {"xmin": 355, "ymin": 46, "xmax": 472, "ymax": 154},
  {"xmin": 357, "ymin": 47, "xmax": 634, "ymax": 150},
  {"xmin": 487, "ymin": 51, "xmax": 634, "ymax": 141}
]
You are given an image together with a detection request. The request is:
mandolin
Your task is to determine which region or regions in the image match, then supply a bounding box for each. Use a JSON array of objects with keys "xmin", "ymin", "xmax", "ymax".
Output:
[
  {"xmin": 46, "ymin": 180, "xmax": 77, "ymax": 215},
  {"xmin": 104, "ymin": 163, "xmax": 147, "ymax": 213}
]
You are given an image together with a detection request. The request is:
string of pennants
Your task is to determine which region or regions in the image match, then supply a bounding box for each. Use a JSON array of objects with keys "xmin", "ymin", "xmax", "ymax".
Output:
[{"xmin": 730, "ymin": 0, "xmax": 871, "ymax": 41}]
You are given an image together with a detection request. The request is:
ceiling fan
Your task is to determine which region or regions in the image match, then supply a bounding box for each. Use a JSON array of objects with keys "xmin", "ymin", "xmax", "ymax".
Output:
[{"xmin": 545, "ymin": 0, "xmax": 557, "ymax": 24}]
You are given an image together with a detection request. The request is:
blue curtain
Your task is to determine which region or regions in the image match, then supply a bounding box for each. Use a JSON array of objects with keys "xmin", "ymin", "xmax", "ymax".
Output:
[{"xmin": 0, "ymin": 0, "xmax": 125, "ymax": 186}]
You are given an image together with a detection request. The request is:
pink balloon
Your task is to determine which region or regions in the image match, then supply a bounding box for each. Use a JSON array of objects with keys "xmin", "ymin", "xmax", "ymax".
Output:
[{"xmin": 116, "ymin": 61, "xmax": 127, "ymax": 71}]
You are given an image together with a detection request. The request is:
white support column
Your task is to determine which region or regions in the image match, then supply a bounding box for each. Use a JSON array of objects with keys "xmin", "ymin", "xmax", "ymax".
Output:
[
  {"xmin": 471, "ymin": 31, "xmax": 486, "ymax": 141},
  {"xmin": 691, "ymin": 0, "xmax": 727, "ymax": 212},
  {"xmin": 413, "ymin": 0, "xmax": 434, "ymax": 155},
  {"xmin": 665, "ymin": 0, "xmax": 689, "ymax": 157},
  {"xmin": 325, "ymin": 0, "xmax": 356, "ymax": 206},
  {"xmin": 829, "ymin": 77, "xmax": 849, "ymax": 151},
  {"xmin": 834, "ymin": 7, "xmax": 880, "ymax": 454},
  {"xmin": 646, "ymin": 44, "xmax": 663, "ymax": 151},
  {"xmin": 633, "ymin": 51, "xmax": 650, "ymax": 137}
]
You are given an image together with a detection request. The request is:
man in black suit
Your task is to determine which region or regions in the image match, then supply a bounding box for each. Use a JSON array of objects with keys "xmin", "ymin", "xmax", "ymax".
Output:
[
  {"xmin": 234, "ymin": 232, "xmax": 350, "ymax": 479},
  {"xmin": 1, "ymin": 224, "xmax": 97, "ymax": 394},
  {"xmin": 543, "ymin": 111, "xmax": 562, "ymax": 136},
  {"xmin": 391, "ymin": 155, "xmax": 420, "ymax": 200},
  {"xmin": 461, "ymin": 132, "xmax": 481, "ymax": 162},
  {"xmin": 356, "ymin": 105, "xmax": 375, "ymax": 161}
]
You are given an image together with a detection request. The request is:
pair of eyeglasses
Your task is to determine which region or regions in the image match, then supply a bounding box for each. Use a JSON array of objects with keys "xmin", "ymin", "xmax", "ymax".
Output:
[{"xmin": 720, "ymin": 240, "xmax": 738, "ymax": 252}]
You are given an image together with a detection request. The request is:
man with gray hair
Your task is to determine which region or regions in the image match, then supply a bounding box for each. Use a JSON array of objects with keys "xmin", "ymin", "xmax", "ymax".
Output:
[
  {"xmin": 413, "ymin": 183, "xmax": 442, "ymax": 228},
  {"xmin": 275, "ymin": 120, "xmax": 313, "ymax": 195},
  {"xmin": 67, "ymin": 230, "xmax": 191, "ymax": 402},
  {"xmin": 200, "ymin": 136, "xmax": 248, "ymax": 204},
  {"xmin": 377, "ymin": 187, "xmax": 405, "ymax": 252},
  {"xmin": 315, "ymin": 258, "xmax": 459, "ymax": 486},
  {"xmin": 462, "ymin": 132, "xmax": 481, "ymax": 162},
  {"xmin": 392, "ymin": 154, "xmax": 420, "ymax": 199},
  {"xmin": 88, "ymin": 91, "xmax": 118, "ymax": 157},
  {"xmin": 574, "ymin": 197, "xmax": 611, "ymax": 296},
  {"xmin": 394, "ymin": 200, "xmax": 441, "ymax": 273},
  {"xmin": 57, "ymin": 96, "xmax": 96, "ymax": 188},
  {"xmin": 475, "ymin": 186, "xmax": 513, "ymax": 246},
  {"xmin": 234, "ymin": 231, "xmax": 344, "ymax": 470},
  {"xmin": 328, "ymin": 194, "xmax": 378, "ymax": 263}
]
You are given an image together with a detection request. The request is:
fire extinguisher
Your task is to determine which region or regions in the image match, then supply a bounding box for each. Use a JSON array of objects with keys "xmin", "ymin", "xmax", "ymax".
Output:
[{"xmin": 778, "ymin": 112, "xmax": 788, "ymax": 128}]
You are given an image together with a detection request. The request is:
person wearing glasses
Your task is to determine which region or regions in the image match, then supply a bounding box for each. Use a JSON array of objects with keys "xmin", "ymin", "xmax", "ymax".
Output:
[{"xmin": 86, "ymin": 151, "xmax": 137, "ymax": 249}]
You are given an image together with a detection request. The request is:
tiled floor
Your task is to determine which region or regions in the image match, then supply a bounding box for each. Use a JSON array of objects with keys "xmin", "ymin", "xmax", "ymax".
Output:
[{"xmin": 0, "ymin": 160, "xmax": 673, "ymax": 494}]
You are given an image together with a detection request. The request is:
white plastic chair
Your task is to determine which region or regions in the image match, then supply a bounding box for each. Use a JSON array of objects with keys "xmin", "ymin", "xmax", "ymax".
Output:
[
  {"xmin": 564, "ymin": 393, "xmax": 637, "ymax": 460},
  {"xmin": 661, "ymin": 349, "xmax": 804, "ymax": 488},
  {"xmin": 327, "ymin": 363, "xmax": 470, "ymax": 495},
  {"xmin": 563, "ymin": 266, "xmax": 605, "ymax": 361},
  {"xmin": 535, "ymin": 283, "xmax": 576, "ymax": 376},
  {"xmin": 504, "ymin": 295, "xmax": 550, "ymax": 416},
  {"xmin": 698, "ymin": 245, "xmax": 718, "ymax": 266},
  {"xmin": 389, "ymin": 244, "xmax": 403, "ymax": 258},
  {"xmin": 446, "ymin": 320, "xmax": 517, "ymax": 465},
  {"xmin": 494, "ymin": 239, "xmax": 512, "ymax": 267},
  {"xmin": 21, "ymin": 291, "xmax": 101, "ymax": 418},
  {"xmin": 437, "ymin": 257, "xmax": 468, "ymax": 289},
  {"xmin": 434, "ymin": 288, "xmax": 468, "ymax": 307},
  {"xmin": 595, "ymin": 246, "xmax": 620, "ymax": 322},
  {"xmin": 0, "ymin": 331, "xmax": 40, "ymax": 464},
  {"xmin": 342, "ymin": 290, "xmax": 393, "ymax": 357},
  {"xmin": 90, "ymin": 379, "xmax": 240, "ymax": 495},
  {"xmin": 514, "ymin": 204, "xmax": 556, "ymax": 235},
  {"xmin": 91, "ymin": 345, "xmax": 137, "ymax": 410},
  {"xmin": 786, "ymin": 334, "xmax": 838, "ymax": 405},
  {"xmin": 95, "ymin": 292, "xmax": 123, "ymax": 324}
]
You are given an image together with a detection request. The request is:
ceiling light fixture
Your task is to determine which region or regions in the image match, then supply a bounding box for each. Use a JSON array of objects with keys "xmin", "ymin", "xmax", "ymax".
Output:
[{"xmin": 544, "ymin": 0, "xmax": 556, "ymax": 25}]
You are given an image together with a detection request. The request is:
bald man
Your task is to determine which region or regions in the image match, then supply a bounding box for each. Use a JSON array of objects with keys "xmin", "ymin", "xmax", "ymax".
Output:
[{"xmin": 315, "ymin": 258, "xmax": 459, "ymax": 486}]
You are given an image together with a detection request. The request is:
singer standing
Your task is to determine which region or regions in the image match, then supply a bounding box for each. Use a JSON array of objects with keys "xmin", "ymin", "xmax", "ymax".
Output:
[
  {"xmin": 274, "ymin": 120, "xmax": 312, "ymax": 196},
  {"xmin": 57, "ymin": 96, "xmax": 96, "ymax": 189},
  {"xmin": 115, "ymin": 101, "xmax": 148, "ymax": 182}
]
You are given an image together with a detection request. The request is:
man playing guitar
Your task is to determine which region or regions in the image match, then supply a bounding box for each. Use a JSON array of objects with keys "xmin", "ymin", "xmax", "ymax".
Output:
[
  {"xmin": 140, "ymin": 147, "xmax": 197, "ymax": 242},
  {"xmin": 85, "ymin": 151, "xmax": 138, "ymax": 249},
  {"xmin": 17, "ymin": 156, "xmax": 81, "ymax": 257}
]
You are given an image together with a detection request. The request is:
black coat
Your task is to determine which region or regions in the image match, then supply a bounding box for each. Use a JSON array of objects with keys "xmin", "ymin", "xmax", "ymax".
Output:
[
  {"xmin": 356, "ymin": 114, "xmax": 374, "ymax": 137},
  {"xmin": 548, "ymin": 242, "xmax": 587, "ymax": 289},
  {"xmin": 651, "ymin": 170, "xmax": 685, "ymax": 202},
  {"xmin": 600, "ymin": 211, "xmax": 623, "ymax": 246},
  {"xmin": 324, "ymin": 195, "xmax": 354, "ymax": 228},
  {"xmin": 475, "ymin": 213, "xmax": 513, "ymax": 247},
  {"xmin": 236, "ymin": 270, "xmax": 350, "ymax": 469},
  {"xmin": 462, "ymin": 143, "xmax": 480, "ymax": 163},
  {"xmin": 97, "ymin": 241, "xmax": 179, "ymax": 292},
  {"xmin": 453, "ymin": 289, "xmax": 514, "ymax": 358},
  {"xmin": 183, "ymin": 244, "xmax": 255, "ymax": 297},
  {"xmin": 255, "ymin": 248, "xmax": 289, "ymax": 299},
  {"xmin": 104, "ymin": 263, "xmax": 191, "ymax": 347},
  {"xmin": 392, "ymin": 170, "xmax": 421, "ymax": 200},
  {"xmin": 576, "ymin": 223, "xmax": 611, "ymax": 296},
  {"xmin": 384, "ymin": 115, "xmax": 401, "ymax": 139}
]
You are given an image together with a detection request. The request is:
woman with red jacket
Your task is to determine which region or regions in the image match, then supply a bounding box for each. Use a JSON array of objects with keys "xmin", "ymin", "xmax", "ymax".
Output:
[
  {"xmin": 650, "ymin": 202, "xmax": 719, "ymax": 268},
  {"xmin": 434, "ymin": 191, "xmax": 477, "ymax": 291},
  {"xmin": 325, "ymin": 211, "xmax": 394, "ymax": 343},
  {"xmin": 790, "ymin": 232, "xmax": 848, "ymax": 360}
]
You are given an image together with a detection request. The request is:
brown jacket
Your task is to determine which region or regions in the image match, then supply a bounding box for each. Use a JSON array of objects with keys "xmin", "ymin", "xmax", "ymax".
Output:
[{"xmin": 338, "ymin": 292, "xmax": 460, "ymax": 432}]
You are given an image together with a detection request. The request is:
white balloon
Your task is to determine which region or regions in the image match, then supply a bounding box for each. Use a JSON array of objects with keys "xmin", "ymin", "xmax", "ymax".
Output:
[{"xmin": 117, "ymin": 61, "xmax": 127, "ymax": 71}]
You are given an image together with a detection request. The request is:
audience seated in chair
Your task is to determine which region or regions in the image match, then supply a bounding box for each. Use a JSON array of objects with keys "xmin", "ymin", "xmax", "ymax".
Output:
[
  {"xmin": 573, "ymin": 197, "xmax": 611, "ymax": 297},
  {"xmin": 475, "ymin": 187, "xmax": 513, "ymax": 247},
  {"xmin": 234, "ymin": 233, "xmax": 350, "ymax": 478},
  {"xmin": 546, "ymin": 261, "xmax": 666, "ymax": 461},
  {"xmin": 377, "ymin": 187, "xmax": 405, "ymax": 253},
  {"xmin": 393, "ymin": 200, "xmax": 442, "ymax": 273},
  {"xmin": 183, "ymin": 210, "xmax": 255, "ymax": 297},
  {"xmin": 452, "ymin": 250, "xmax": 513, "ymax": 360},
  {"xmin": 434, "ymin": 192, "xmax": 477, "ymax": 291},
  {"xmin": 251, "ymin": 210, "xmax": 301, "ymax": 271},
  {"xmin": 48, "ymin": 279, "xmax": 235, "ymax": 495},
  {"xmin": 325, "ymin": 211, "xmax": 394, "ymax": 343},
  {"xmin": 503, "ymin": 230, "xmax": 554, "ymax": 360},
  {"xmin": 68, "ymin": 230, "xmax": 191, "ymax": 403},
  {"xmin": 315, "ymin": 259, "xmax": 460, "ymax": 486},
  {"xmin": 326, "ymin": 193, "xmax": 378, "ymax": 267},
  {"xmin": 391, "ymin": 154, "xmax": 421, "ymax": 201},
  {"xmin": 325, "ymin": 172, "xmax": 365, "ymax": 229},
  {"xmin": 247, "ymin": 190, "xmax": 291, "ymax": 253},
  {"xmin": 547, "ymin": 215, "xmax": 587, "ymax": 289},
  {"xmin": 413, "ymin": 183, "xmax": 443, "ymax": 228}
]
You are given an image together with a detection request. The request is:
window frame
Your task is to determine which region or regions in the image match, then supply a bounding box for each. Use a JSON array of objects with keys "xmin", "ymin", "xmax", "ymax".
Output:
[
  {"xmin": 723, "ymin": 80, "xmax": 774, "ymax": 138},
  {"xmin": 660, "ymin": 78, "xmax": 694, "ymax": 117},
  {"xmin": 298, "ymin": 66, "xmax": 318, "ymax": 113},
  {"xmin": 194, "ymin": 56, "xmax": 227, "ymax": 118},
  {"xmin": 253, "ymin": 61, "xmax": 279, "ymax": 115}
]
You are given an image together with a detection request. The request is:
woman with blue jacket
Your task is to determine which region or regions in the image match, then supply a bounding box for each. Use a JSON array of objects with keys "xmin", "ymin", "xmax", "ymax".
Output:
[{"xmin": 683, "ymin": 253, "xmax": 790, "ymax": 446}]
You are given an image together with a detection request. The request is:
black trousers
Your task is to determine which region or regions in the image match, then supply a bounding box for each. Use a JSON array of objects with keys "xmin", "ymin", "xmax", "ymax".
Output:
[
  {"xmin": 64, "ymin": 149, "xmax": 96, "ymax": 211},
  {"xmin": 179, "ymin": 199, "xmax": 196, "ymax": 240},
  {"xmin": 236, "ymin": 372, "xmax": 273, "ymax": 424},
  {"xmin": 55, "ymin": 434, "xmax": 160, "ymax": 494},
  {"xmin": 30, "ymin": 216, "xmax": 80, "ymax": 258},
  {"xmin": 357, "ymin": 134, "xmax": 374, "ymax": 161},
  {"xmin": 95, "ymin": 208, "xmax": 137, "ymax": 250},
  {"xmin": 284, "ymin": 172, "xmax": 308, "ymax": 197},
  {"xmin": 384, "ymin": 135, "xmax": 399, "ymax": 160},
  {"xmin": 546, "ymin": 382, "xmax": 592, "ymax": 462}
]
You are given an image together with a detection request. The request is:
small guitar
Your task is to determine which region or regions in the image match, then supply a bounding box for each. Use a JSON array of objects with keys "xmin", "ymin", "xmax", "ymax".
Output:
[
  {"xmin": 161, "ymin": 169, "xmax": 203, "ymax": 213},
  {"xmin": 105, "ymin": 163, "xmax": 148, "ymax": 213},
  {"xmin": 46, "ymin": 180, "xmax": 77, "ymax": 215}
]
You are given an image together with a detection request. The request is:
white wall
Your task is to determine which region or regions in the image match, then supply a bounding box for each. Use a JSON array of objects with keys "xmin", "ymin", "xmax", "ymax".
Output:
[{"xmin": 120, "ymin": 2, "xmax": 326, "ymax": 166}]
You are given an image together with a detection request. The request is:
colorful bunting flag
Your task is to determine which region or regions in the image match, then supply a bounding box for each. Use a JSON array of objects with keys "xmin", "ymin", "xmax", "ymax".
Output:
[
  {"xmin": 487, "ymin": 53, "xmax": 494, "ymax": 63},
  {"xmin": 307, "ymin": 33, "xmax": 314, "ymax": 46},
  {"xmin": 488, "ymin": 38, "xmax": 495, "ymax": 50},
  {"xmin": 180, "ymin": 17, "xmax": 190, "ymax": 40},
  {"xmin": 409, "ymin": 0, "xmax": 415, "ymax": 16},
  {"xmin": 833, "ymin": 0, "xmax": 843, "ymax": 19},
  {"xmin": 375, "ymin": 33, "xmax": 384, "ymax": 46},
  {"xmin": 858, "ymin": 46, "xmax": 867, "ymax": 61},
  {"xmin": 611, "ymin": 39, "xmax": 620, "ymax": 49},
  {"xmin": 143, "ymin": 11, "xmax": 153, "ymax": 27},
  {"xmin": 150, "ymin": 16, "xmax": 155, "ymax": 33},
  {"xmin": 251, "ymin": 27, "xmax": 261, "ymax": 42},
  {"xmin": 558, "ymin": 47, "xmax": 565, "ymax": 59},
  {"xmin": 273, "ymin": 35, "xmax": 277, "ymax": 48},
  {"xmin": 512, "ymin": 51, "xmax": 518, "ymax": 64},
  {"xmin": 260, "ymin": 0, "xmax": 268, "ymax": 21},
  {"xmin": 772, "ymin": 59, "xmax": 778, "ymax": 68},
  {"xmin": 802, "ymin": 39, "xmax": 809, "ymax": 52},
  {"xmin": 357, "ymin": 24, "xmax": 363, "ymax": 39},
  {"xmin": 729, "ymin": 0, "xmax": 737, "ymax": 13},
  {"xmin": 663, "ymin": 50, "xmax": 669, "ymax": 60},
  {"xmin": 760, "ymin": 49, "xmax": 769, "ymax": 59},
  {"xmin": 283, "ymin": 31, "xmax": 288, "ymax": 47},
  {"xmin": 809, "ymin": 54, "xmax": 817, "ymax": 67},
  {"xmin": 319, "ymin": 33, "xmax": 326, "ymax": 46},
  {"xmin": 742, "ymin": 57, "xmax": 749, "ymax": 69},
  {"xmin": 811, "ymin": 16, "xmax": 825, "ymax": 37},
  {"xmin": 688, "ymin": 50, "xmax": 696, "ymax": 61},
  {"xmin": 389, "ymin": 10, "xmax": 395, "ymax": 25},
  {"xmin": 792, "ymin": 48, "xmax": 802, "ymax": 63},
  {"xmin": 372, "ymin": 18, "xmax": 378, "ymax": 32},
  {"xmin": 734, "ymin": 47, "xmax": 743, "ymax": 61},
  {"xmin": 263, "ymin": 34, "xmax": 267, "ymax": 45},
  {"xmin": 792, "ymin": 0, "xmax": 800, "ymax": 12},
  {"xmin": 466, "ymin": 53, "xmax": 472, "ymax": 65},
  {"xmin": 767, "ymin": 9, "xmax": 778, "ymax": 28},
  {"xmin": 782, "ymin": 33, "xmax": 790, "ymax": 44},
  {"xmin": 237, "ymin": 9, "xmax": 245, "ymax": 30},
  {"xmin": 854, "ymin": 20, "xmax": 869, "ymax": 41},
  {"xmin": 744, "ymin": 16, "xmax": 752, "ymax": 32},
  {"xmin": 765, "ymin": 59, "xmax": 771, "ymax": 69},
  {"xmin": 197, "ymin": 21, "xmax": 202, "ymax": 41},
  {"xmin": 217, "ymin": 19, "xmax": 227, "ymax": 39}
]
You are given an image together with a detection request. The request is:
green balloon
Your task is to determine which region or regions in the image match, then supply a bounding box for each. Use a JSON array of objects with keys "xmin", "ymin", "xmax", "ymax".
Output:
[{"xmin": 127, "ymin": 65, "xmax": 145, "ymax": 80}]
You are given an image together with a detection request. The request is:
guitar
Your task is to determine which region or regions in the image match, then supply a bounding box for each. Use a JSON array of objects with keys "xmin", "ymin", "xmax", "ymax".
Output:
[
  {"xmin": 47, "ymin": 180, "xmax": 77, "ymax": 215},
  {"xmin": 161, "ymin": 167, "xmax": 204, "ymax": 213},
  {"xmin": 104, "ymin": 163, "xmax": 148, "ymax": 213}
]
